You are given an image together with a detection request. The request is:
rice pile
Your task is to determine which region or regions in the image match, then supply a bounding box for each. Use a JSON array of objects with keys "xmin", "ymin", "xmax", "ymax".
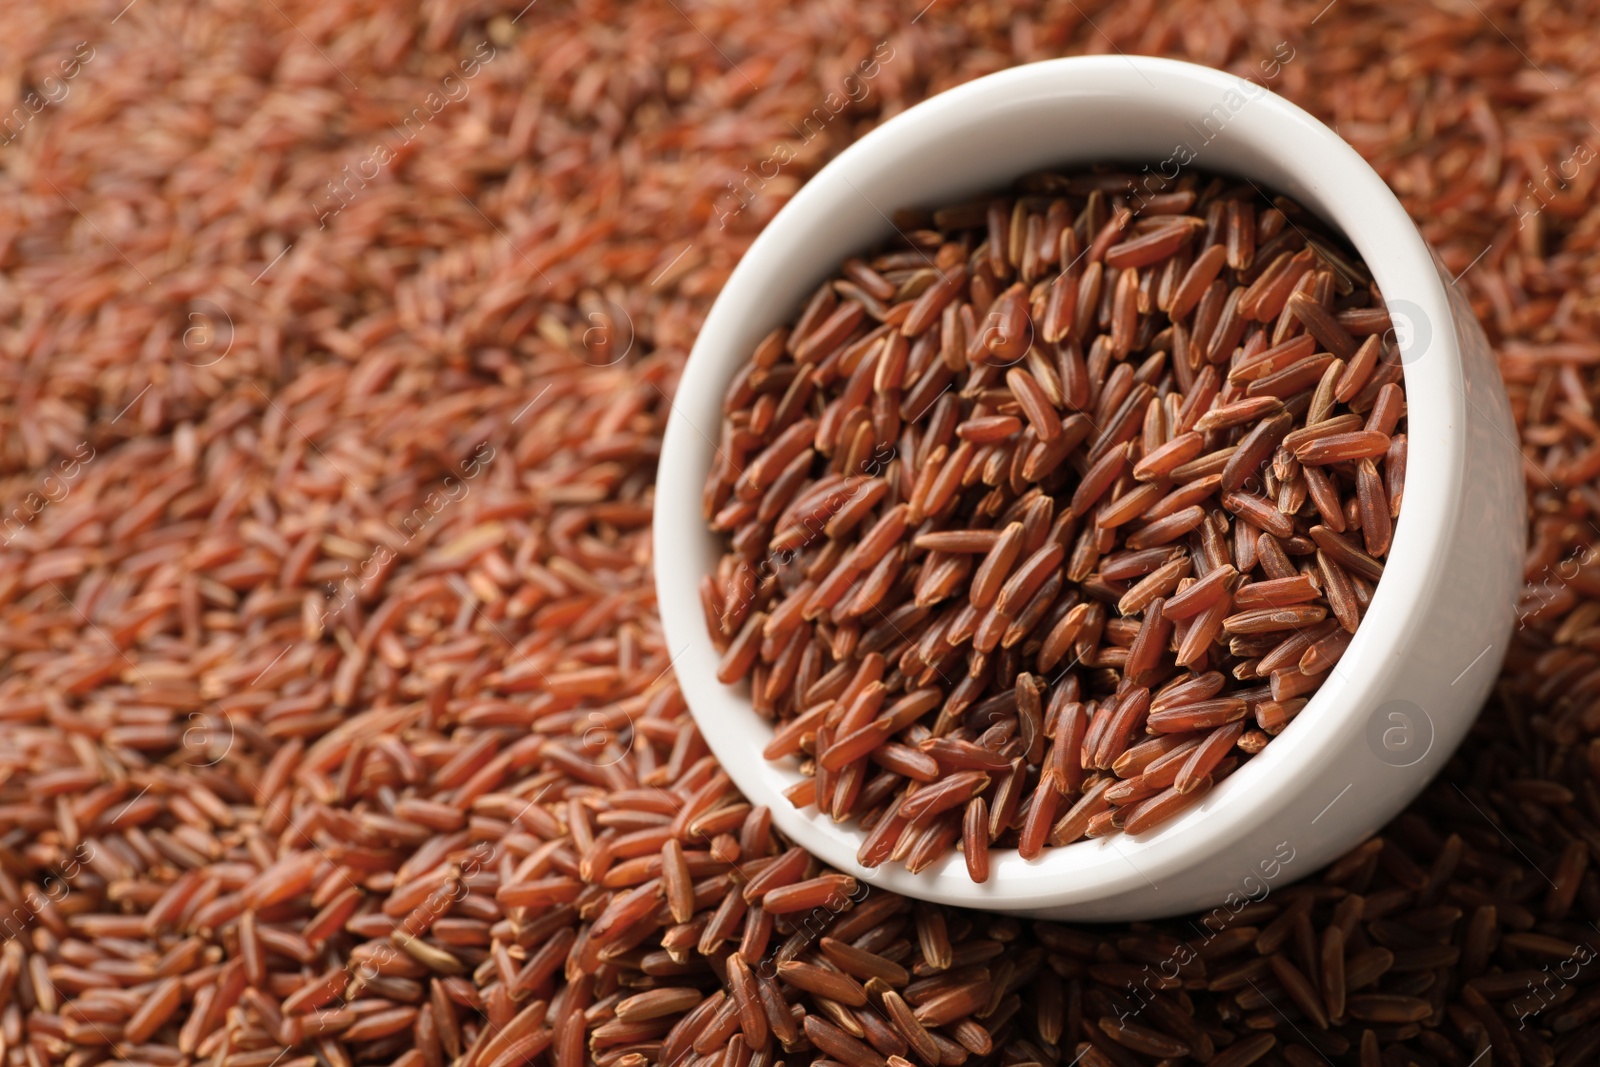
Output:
[
  {"xmin": 700, "ymin": 169, "xmax": 1408, "ymax": 878},
  {"xmin": 0, "ymin": 1, "xmax": 1597, "ymax": 1065}
]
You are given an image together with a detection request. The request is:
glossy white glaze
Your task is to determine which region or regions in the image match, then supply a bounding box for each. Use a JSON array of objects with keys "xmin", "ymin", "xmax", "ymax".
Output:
[{"xmin": 654, "ymin": 56, "xmax": 1524, "ymax": 919}]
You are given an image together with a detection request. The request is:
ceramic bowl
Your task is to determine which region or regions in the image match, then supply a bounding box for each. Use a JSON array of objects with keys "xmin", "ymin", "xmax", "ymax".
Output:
[{"xmin": 654, "ymin": 55, "xmax": 1524, "ymax": 920}]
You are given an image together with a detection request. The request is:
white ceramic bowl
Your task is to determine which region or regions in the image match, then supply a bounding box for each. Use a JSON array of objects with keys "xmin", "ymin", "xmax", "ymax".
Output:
[{"xmin": 654, "ymin": 56, "xmax": 1524, "ymax": 920}]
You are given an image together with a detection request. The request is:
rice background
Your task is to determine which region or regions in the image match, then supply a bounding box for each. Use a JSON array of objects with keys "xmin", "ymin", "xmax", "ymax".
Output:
[{"xmin": 1, "ymin": 1, "xmax": 1598, "ymax": 1065}]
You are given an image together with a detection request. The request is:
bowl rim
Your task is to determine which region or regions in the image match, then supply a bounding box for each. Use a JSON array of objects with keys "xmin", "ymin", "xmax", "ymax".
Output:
[{"xmin": 653, "ymin": 54, "xmax": 1464, "ymax": 909}]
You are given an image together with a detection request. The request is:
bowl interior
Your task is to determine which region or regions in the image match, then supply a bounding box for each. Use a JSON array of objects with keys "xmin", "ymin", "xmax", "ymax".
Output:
[{"xmin": 655, "ymin": 55, "xmax": 1461, "ymax": 911}]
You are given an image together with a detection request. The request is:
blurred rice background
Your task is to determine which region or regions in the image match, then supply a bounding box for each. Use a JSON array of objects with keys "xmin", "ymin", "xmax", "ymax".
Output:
[{"xmin": 2, "ymin": 1, "xmax": 1599, "ymax": 1065}]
